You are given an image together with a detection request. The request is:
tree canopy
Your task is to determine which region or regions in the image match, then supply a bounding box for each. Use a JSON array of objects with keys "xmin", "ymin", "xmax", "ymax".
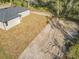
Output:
[
  {"xmin": 46, "ymin": 0, "xmax": 79, "ymax": 20},
  {"xmin": 67, "ymin": 44, "xmax": 79, "ymax": 59}
]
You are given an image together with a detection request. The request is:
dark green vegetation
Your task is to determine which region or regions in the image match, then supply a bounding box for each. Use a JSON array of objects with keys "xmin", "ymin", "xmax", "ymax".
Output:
[
  {"xmin": 67, "ymin": 44, "xmax": 79, "ymax": 59},
  {"xmin": 65, "ymin": 35, "xmax": 79, "ymax": 59},
  {"xmin": 30, "ymin": 0, "xmax": 79, "ymax": 20}
]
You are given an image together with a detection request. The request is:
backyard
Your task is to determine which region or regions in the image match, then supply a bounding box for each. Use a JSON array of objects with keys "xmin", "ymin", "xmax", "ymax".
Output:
[
  {"xmin": 0, "ymin": 0, "xmax": 79, "ymax": 59},
  {"xmin": 0, "ymin": 13, "xmax": 48, "ymax": 59}
]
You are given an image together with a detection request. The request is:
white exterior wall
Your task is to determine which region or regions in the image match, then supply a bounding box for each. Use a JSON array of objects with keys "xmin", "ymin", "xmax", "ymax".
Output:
[
  {"xmin": 19, "ymin": 10, "xmax": 30, "ymax": 17},
  {"xmin": 0, "ymin": 10, "xmax": 30, "ymax": 30},
  {"xmin": 4, "ymin": 17, "xmax": 21, "ymax": 30},
  {"xmin": 0, "ymin": 22, "xmax": 5, "ymax": 30}
]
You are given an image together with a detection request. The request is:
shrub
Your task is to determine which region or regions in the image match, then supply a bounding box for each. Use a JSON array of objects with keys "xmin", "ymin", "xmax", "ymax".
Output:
[{"xmin": 67, "ymin": 44, "xmax": 79, "ymax": 59}]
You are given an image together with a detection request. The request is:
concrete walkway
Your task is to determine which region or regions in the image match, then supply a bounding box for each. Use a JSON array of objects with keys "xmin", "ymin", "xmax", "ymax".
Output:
[
  {"xmin": 31, "ymin": 11, "xmax": 52, "ymax": 16},
  {"xmin": 18, "ymin": 24, "xmax": 64, "ymax": 59},
  {"xmin": 0, "ymin": 3, "xmax": 11, "ymax": 9}
]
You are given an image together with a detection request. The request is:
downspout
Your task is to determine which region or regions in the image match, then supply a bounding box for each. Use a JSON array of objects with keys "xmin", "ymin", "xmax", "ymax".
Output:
[
  {"xmin": 2, "ymin": 11, "xmax": 7, "ymax": 30},
  {"xmin": 3, "ymin": 22, "xmax": 7, "ymax": 30}
]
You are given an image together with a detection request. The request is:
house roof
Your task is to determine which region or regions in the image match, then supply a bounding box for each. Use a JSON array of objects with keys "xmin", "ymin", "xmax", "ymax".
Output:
[{"xmin": 0, "ymin": 6, "xmax": 27, "ymax": 22}]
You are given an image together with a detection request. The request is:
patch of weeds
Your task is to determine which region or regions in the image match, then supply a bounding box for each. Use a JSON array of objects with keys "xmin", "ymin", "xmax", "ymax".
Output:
[{"xmin": 0, "ymin": 47, "xmax": 12, "ymax": 59}]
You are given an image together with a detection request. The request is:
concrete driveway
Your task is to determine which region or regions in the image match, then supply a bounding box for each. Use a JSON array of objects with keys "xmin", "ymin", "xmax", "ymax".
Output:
[{"xmin": 18, "ymin": 24, "xmax": 64, "ymax": 59}]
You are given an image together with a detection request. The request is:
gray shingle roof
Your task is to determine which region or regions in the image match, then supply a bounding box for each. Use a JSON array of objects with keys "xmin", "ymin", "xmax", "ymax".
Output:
[{"xmin": 0, "ymin": 6, "xmax": 26, "ymax": 22}]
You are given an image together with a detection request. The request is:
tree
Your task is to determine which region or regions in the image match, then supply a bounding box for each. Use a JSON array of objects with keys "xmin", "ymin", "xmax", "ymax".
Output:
[
  {"xmin": 46, "ymin": 0, "xmax": 79, "ymax": 20},
  {"xmin": 67, "ymin": 44, "xmax": 79, "ymax": 59},
  {"xmin": 46, "ymin": 0, "xmax": 63, "ymax": 17},
  {"xmin": 30, "ymin": 0, "xmax": 79, "ymax": 20}
]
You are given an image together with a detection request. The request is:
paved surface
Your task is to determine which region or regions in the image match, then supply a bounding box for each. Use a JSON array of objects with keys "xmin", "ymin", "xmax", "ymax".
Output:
[
  {"xmin": 0, "ymin": 3, "xmax": 11, "ymax": 9},
  {"xmin": 31, "ymin": 11, "xmax": 52, "ymax": 16},
  {"xmin": 18, "ymin": 24, "xmax": 64, "ymax": 59}
]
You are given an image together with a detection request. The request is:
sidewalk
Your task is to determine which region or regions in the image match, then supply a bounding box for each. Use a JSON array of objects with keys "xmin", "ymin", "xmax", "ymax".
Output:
[
  {"xmin": 0, "ymin": 3, "xmax": 11, "ymax": 9},
  {"xmin": 31, "ymin": 11, "xmax": 52, "ymax": 16}
]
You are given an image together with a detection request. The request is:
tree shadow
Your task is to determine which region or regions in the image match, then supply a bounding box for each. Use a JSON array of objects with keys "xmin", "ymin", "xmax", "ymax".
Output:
[{"xmin": 65, "ymin": 17, "xmax": 79, "ymax": 25}]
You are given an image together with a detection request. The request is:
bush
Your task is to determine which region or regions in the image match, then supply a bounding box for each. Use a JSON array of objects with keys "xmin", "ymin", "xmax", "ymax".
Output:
[
  {"xmin": 67, "ymin": 44, "xmax": 79, "ymax": 59},
  {"xmin": 14, "ymin": 0, "xmax": 22, "ymax": 7},
  {"xmin": 66, "ymin": 34, "xmax": 79, "ymax": 59}
]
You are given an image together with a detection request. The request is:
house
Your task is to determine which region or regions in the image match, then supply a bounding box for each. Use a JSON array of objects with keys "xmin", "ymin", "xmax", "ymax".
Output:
[{"xmin": 0, "ymin": 6, "xmax": 30, "ymax": 30}]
